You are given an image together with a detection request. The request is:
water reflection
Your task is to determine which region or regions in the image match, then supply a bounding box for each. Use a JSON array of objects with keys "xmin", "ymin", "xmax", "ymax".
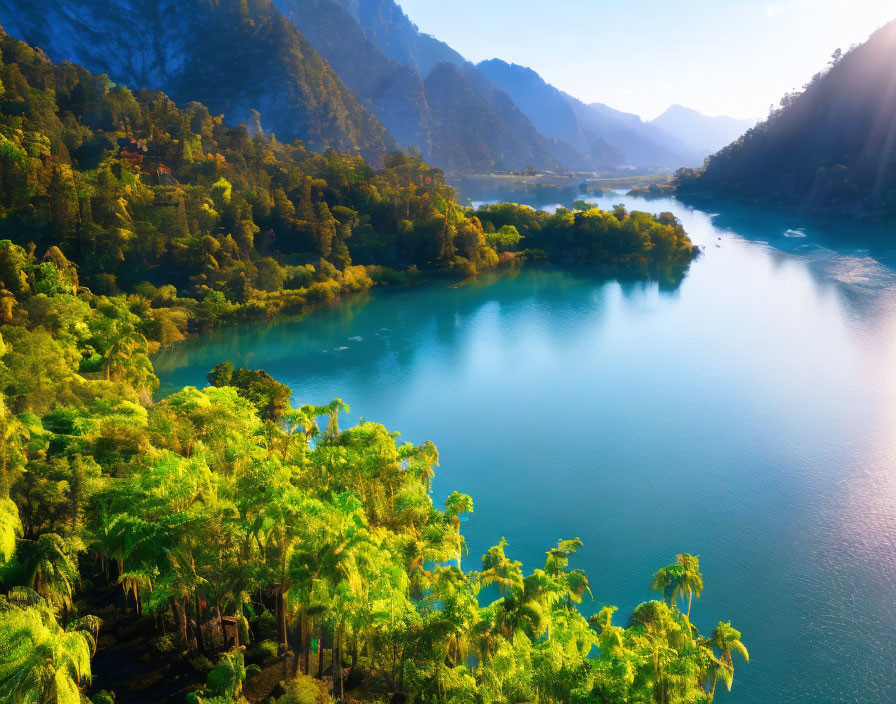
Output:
[
  {"xmin": 154, "ymin": 180, "xmax": 896, "ymax": 704},
  {"xmin": 155, "ymin": 269, "xmax": 671, "ymax": 400}
]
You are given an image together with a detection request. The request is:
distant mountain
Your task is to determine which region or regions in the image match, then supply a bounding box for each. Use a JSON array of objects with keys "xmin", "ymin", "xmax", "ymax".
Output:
[
  {"xmin": 567, "ymin": 100, "xmax": 696, "ymax": 169},
  {"xmin": 681, "ymin": 20, "xmax": 896, "ymax": 217},
  {"xmin": 477, "ymin": 59, "xmax": 700, "ymax": 169},
  {"xmin": 650, "ymin": 105, "xmax": 754, "ymax": 156},
  {"xmin": 423, "ymin": 62, "xmax": 566, "ymax": 172},
  {"xmin": 0, "ymin": 0, "xmax": 396, "ymax": 160},
  {"xmin": 272, "ymin": 0, "xmax": 432, "ymax": 153},
  {"xmin": 279, "ymin": 0, "xmax": 567, "ymax": 172},
  {"xmin": 334, "ymin": 0, "xmax": 466, "ymax": 76},
  {"xmin": 476, "ymin": 60, "xmax": 622, "ymax": 168}
]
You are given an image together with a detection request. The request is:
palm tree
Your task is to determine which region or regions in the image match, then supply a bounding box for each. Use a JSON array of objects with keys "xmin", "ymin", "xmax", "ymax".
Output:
[
  {"xmin": 672, "ymin": 554, "xmax": 703, "ymax": 621},
  {"xmin": 19, "ymin": 533, "xmax": 79, "ymax": 613},
  {"xmin": 318, "ymin": 398, "xmax": 350, "ymax": 438},
  {"xmin": 650, "ymin": 566, "xmax": 674, "ymax": 605},
  {"xmin": 443, "ymin": 492, "xmax": 473, "ymax": 567},
  {"xmin": 205, "ymin": 647, "xmax": 260, "ymax": 700},
  {"xmin": 710, "ymin": 620, "xmax": 748, "ymax": 667},
  {"xmin": 0, "ymin": 602, "xmax": 92, "ymax": 704},
  {"xmin": 478, "ymin": 539, "xmax": 549, "ymax": 643},
  {"xmin": 650, "ymin": 554, "xmax": 703, "ymax": 621},
  {"xmin": 259, "ymin": 486, "xmax": 313, "ymax": 652},
  {"xmin": 402, "ymin": 440, "xmax": 439, "ymax": 491},
  {"xmin": 102, "ymin": 328, "xmax": 148, "ymax": 382},
  {"xmin": 706, "ymin": 620, "xmax": 748, "ymax": 696}
]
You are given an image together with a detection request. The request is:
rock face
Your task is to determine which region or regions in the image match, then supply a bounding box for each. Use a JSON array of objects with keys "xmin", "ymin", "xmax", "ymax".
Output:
[
  {"xmin": 0, "ymin": 0, "xmax": 396, "ymax": 160},
  {"xmin": 682, "ymin": 19, "xmax": 896, "ymax": 216}
]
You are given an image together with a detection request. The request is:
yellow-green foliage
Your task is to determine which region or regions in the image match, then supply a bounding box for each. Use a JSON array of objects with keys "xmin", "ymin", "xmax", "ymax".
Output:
[
  {"xmin": 0, "ymin": 601, "xmax": 92, "ymax": 704},
  {"xmin": 276, "ymin": 674, "xmax": 333, "ymax": 704},
  {"xmin": 0, "ymin": 28, "xmax": 696, "ymax": 342}
]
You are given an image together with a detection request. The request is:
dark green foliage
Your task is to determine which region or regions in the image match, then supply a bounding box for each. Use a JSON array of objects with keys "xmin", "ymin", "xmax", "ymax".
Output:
[
  {"xmin": 207, "ymin": 362, "xmax": 292, "ymax": 420},
  {"xmin": 680, "ymin": 20, "xmax": 896, "ymax": 218},
  {"xmin": 475, "ymin": 202, "xmax": 698, "ymax": 272}
]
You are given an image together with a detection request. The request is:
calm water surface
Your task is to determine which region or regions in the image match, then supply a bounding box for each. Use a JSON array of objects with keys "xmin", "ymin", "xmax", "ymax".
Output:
[{"xmin": 154, "ymin": 186, "xmax": 896, "ymax": 704}]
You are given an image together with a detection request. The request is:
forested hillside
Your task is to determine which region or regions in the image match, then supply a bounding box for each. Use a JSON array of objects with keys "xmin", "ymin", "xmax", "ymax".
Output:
[
  {"xmin": 678, "ymin": 20, "xmax": 896, "ymax": 217},
  {"xmin": 271, "ymin": 0, "xmax": 434, "ymax": 155},
  {"xmin": 0, "ymin": 0, "xmax": 395, "ymax": 160},
  {"xmin": 0, "ymin": 29, "xmax": 697, "ymax": 343}
]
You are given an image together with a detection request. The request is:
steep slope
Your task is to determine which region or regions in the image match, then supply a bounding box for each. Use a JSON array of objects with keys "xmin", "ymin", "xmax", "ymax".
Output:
[
  {"xmin": 0, "ymin": 0, "xmax": 396, "ymax": 160},
  {"xmin": 681, "ymin": 20, "xmax": 896, "ymax": 216},
  {"xmin": 423, "ymin": 63, "xmax": 562, "ymax": 172},
  {"xmin": 477, "ymin": 59, "xmax": 622, "ymax": 168},
  {"xmin": 334, "ymin": 0, "xmax": 466, "ymax": 76},
  {"xmin": 271, "ymin": 0, "xmax": 432, "ymax": 153},
  {"xmin": 650, "ymin": 105, "xmax": 754, "ymax": 156},
  {"xmin": 279, "ymin": 0, "xmax": 570, "ymax": 172}
]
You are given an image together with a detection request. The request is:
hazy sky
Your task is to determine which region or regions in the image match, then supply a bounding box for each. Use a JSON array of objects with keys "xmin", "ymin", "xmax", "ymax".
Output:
[{"xmin": 397, "ymin": 0, "xmax": 895, "ymax": 120}]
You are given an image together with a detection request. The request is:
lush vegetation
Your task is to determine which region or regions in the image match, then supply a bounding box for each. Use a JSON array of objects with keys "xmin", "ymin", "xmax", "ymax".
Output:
[
  {"xmin": 677, "ymin": 20, "xmax": 896, "ymax": 218},
  {"xmin": 0, "ymin": 241, "xmax": 746, "ymax": 704},
  {"xmin": 0, "ymin": 28, "xmax": 734, "ymax": 704},
  {"xmin": 0, "ymin": 28, "xmax": 695, "ymax": 353},
  {"xmin": 474, "ymin": 202, "xmax": 698, "ymax": 274}
]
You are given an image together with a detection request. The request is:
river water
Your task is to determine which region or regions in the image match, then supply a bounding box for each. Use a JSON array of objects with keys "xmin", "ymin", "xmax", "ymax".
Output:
[{"xmin": 154, "ymin": 183, "xmax": 896, "ymax": 703}]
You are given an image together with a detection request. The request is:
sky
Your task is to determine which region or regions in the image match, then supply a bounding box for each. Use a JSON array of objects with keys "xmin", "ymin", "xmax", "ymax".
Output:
[{"xmin": 396, "ymin": 0, "xmax": 895, "ymax": 120}]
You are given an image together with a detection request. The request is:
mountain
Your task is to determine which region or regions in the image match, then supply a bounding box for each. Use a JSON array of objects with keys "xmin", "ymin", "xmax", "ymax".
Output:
[
  {"xmin": 271, "ymin": 0, "xmax": 432, "ymax": 153},
  {"xmin": 477, "ymin": 58, "xmax": 699, "ymax": 169},
  {"xmin": 276, "ymin": 0, "xmax": 567, "ymax": 172},
  {"xmin": 0, "ymin": 0, "xmax": 396, "ymax": 160},
  {"xmin": 333, "ymin": 0, "xmax": 466, "ymax": 76},
  {"xmin": 422, "ymin": 62, "xmax": 566, "ymax": 172},
  {"xmin": 567, "ymin": 100, "xmax": 695, "ymax": 169},
  {"xmin": 681, "ymin": 20, "xmax": 896, "ymax": 216},
  {"xmin": 476, "ymin": 59, "xmax": 622, "ymax": 168},
  {"xmin": 650, "ymin": 105, "xmax": 754, "ymax": 156}
]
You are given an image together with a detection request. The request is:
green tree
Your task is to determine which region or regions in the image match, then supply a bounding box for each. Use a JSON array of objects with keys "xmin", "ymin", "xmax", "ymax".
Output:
[{"xmin": 0, "ymin": 601, "xmax": 93, "ymax": 704}]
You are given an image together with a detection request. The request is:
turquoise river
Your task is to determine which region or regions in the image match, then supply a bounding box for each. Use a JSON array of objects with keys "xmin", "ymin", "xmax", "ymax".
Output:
[{"xmin": 154, "ymin": 183, "xmax": 896, "ymax": 704}]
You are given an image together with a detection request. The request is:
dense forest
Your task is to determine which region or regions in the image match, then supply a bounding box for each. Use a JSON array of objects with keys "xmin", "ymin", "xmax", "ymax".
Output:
[
  {"xmin": 0, "ymin": 28, "xmax": 737, "ymax": 704},
  {"xmin": 677, "ymin": 19, "xmax": 896, "ymax": 218},
  {"xmin": 0, "ymin": 28, "xmax": 697, "ymax": 349}
]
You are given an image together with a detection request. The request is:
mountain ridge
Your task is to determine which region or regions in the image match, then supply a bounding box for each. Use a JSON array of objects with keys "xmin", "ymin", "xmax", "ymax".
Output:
[
  {"xmin": 679, "ymin": 19, "xmax": 896, "ymax": 217},
  {"xmin": 276, "ymin": 0, "xmax": 571, "ymax": 172}
]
